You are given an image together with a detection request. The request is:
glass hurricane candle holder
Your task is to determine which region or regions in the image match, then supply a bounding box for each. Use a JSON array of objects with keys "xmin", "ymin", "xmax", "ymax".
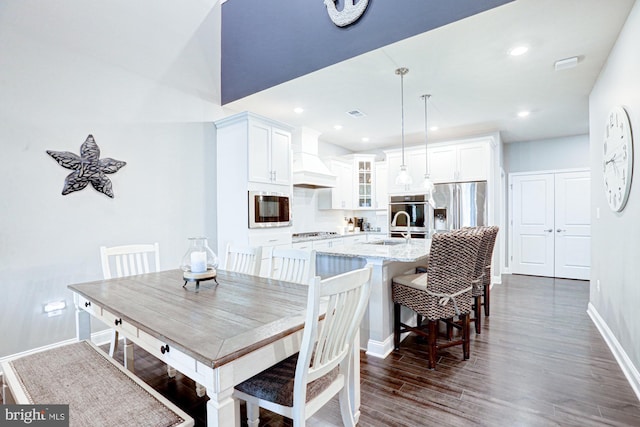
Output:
[{"xmin": 180, "ymin": 237, "xmax": 218, "ymax": 273}]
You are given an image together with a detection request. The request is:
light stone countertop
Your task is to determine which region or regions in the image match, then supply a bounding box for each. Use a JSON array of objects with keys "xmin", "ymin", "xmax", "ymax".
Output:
[
  {"xmin": 292, "ymin": 231, "xmax": 386, "ymax": 244},
  {"xmin": 315, "ymin": 238, "xmax": 431, "ymax": 262}
]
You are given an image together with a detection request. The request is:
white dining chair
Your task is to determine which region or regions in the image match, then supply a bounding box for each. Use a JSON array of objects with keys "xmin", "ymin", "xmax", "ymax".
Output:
[
  {"xmin": 100, "ymin": 243, "xmax": 163, "ymax": 373},
  {"xmin": 267, "ymin": 248, "xmax": 316, "ymax": 285},
  {"xmin": 223, "ymin": 243, "xmax": 262, "ymax": 275},
  {"xmin": 234, "ymin": 266, "xmax": 372, "ymax": 427}
]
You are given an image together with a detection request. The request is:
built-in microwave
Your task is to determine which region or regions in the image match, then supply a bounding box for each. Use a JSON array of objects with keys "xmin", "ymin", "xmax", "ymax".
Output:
[{"xmin": 248, "ymin": 191, "xmax": 292, "ymax": 229}]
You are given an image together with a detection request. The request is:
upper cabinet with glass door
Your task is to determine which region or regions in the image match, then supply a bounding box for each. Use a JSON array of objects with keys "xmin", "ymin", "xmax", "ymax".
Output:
[
  {"xmin": 357, "ymin": 159, "xmax": 373, "ymax": 208},
  {"xmin": 318, "ymin": 153, "xmax": 381, "ymax": 210},
  {"xmin": 351, "ymin": 154, "xmax": 378, "ymax": 209}
]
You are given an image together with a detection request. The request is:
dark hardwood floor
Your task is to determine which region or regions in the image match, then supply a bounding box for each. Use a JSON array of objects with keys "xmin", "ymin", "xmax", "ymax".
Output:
[{"xmin": 5, "ymin": 274, "xmax": 639, "ymax": 426}]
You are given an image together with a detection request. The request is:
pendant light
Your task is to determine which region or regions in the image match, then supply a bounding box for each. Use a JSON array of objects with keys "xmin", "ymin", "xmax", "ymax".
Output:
[
  {"xmin": 421, "ymin": 94, "xmax": 435, "ymax": 206},
  {"xmin": 394, "ymin": 67, "xmax": 412, "ymax": 187}
]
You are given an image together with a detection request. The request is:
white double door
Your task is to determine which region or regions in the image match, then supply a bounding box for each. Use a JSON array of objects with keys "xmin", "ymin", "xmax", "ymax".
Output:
[{"xmin": 511, "ymin": 170, "xmax": 591, "ymax": 280}]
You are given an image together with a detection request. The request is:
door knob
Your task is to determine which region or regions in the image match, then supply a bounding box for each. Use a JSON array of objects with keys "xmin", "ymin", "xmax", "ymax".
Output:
[
  {"xmin": 556, "ymin": 229, "xmax": 566, "ymax": 232},
  {"xmin": 544, "ymin": 229, "xmax": 553, "ymax": 232}
]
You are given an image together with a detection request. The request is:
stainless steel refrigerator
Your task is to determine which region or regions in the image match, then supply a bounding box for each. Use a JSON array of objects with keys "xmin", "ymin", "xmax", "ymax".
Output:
[{"xmin": 431, "ymin": 181, "xmax": 488, "ymax": 232}]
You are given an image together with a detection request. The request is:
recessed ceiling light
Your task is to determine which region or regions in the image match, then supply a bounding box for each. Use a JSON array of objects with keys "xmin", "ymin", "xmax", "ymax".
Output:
[
  {"xmin": 509, "ymin": 46, "xmax": 529, "ymax": 56},
  {"xmin": 334, "ymin": 125, "xmax": 343, "ymax": 130},
  {"xmin": 361, "ymin": 137, "xmax": 370, "ymax": 142},
  {"xmin": 518, "ymin": 110, "xmax": 530, "ymax": 118},
  {"xmin": 293, "ymin": 107, "xmax": 304, "ymax": 114},
  {"xmin": 430, "ymin": 126, "xmax": 439, "ymax": 131}
]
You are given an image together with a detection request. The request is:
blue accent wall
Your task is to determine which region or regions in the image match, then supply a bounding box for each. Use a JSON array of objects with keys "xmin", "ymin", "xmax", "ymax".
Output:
[{"xmin": 221, "ymin": 0, "xmax": 514, "ymax": 104}]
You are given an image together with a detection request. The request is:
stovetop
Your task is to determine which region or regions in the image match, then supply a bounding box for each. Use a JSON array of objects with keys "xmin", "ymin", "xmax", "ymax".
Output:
[{"xmin": 292, "ymin": 231, "xmax": 339, "ymax": 238}]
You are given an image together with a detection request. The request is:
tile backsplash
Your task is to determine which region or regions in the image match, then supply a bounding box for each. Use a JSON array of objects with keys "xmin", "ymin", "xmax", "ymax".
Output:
[{"xmin": 292, "ymin": 187, "xmax": 388, "ymax": 234}]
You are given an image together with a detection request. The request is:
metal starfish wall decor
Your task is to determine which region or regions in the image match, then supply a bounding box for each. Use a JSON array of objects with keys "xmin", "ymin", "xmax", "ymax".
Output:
[{"xmin": 46, "ymin": 135, "xmax": 126, "ymax": 198}]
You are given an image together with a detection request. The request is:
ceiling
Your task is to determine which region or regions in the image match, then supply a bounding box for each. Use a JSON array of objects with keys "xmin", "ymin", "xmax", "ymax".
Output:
[{"xmin": 223, "ymin": 0, "xmax": 635, "ymax": 152}]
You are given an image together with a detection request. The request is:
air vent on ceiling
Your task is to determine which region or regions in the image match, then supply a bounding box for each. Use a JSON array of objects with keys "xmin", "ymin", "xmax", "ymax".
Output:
[
  {"xmin": 346, "ymin": 109, "xmax": 367, "ymax": 118},
  {"xmin": 554, "ymin": 56, "xmax": 579, "ymax": 71}
]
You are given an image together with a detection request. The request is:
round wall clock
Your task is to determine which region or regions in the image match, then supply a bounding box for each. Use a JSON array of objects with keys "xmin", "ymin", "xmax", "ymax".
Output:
[{"xmin": 603, "ymin": 106, "xmax": 634, "ymax": 212}]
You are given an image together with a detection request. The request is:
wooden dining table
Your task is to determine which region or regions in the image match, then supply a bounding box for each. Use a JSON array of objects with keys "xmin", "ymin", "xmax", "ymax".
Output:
[{"xmin": 68, "ymin": 269, "xmax": 362, "ymax": 427}]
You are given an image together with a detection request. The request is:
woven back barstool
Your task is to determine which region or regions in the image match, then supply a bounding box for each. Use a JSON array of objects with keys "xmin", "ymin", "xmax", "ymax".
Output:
[
  {"xmin": 482, "ymin": 226, "xmax": 499, "ymax": 317},
  {"xmin": 455, "ymin": 226, "xmax": 499, "ymax": 334},
  {"xmin": 392, "ymin": 229, "xmax": 483, "ymax": 369}
]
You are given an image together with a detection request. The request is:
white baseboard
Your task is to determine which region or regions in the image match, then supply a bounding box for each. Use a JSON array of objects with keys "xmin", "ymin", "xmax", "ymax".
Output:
[
  {"xmin": 587, "ymin": 303, "xmax": 640, "ymax": 402},
  {"xmin": 0, "ymin": 330, "xmax": 113, "ymax": 364},
  {"xmin": 366, "ymin": 335, "xmax": 394, "ymax": 359}
]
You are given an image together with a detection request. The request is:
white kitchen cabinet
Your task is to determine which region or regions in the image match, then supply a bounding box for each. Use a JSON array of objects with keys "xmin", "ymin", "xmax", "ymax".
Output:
[
  {"xmin": 248, "ymin": 119, "xmax": 292, "ymax": 186},
  {"xmin": 374, "ymin": 161, "xmax": 388, "ymax": 209},
  {"xmin": 215, "ymin": 111, "xmax": 294, "ymax": 259},
  {"xmin": 291, "ymin": 241, "xmax": 313, "ymax": 251},
  {"xmin": 385, "ymin": 147, "xmax": 426, "ymax": 194},
  {"xmin": 319, "ymin": 154, "xmax": 383, "ymax": 210},
  {"xmin": 311, "ymin": 240, "xmax": 331, "ymax": 250},
  {"xmin": 342, "ymin": 234, "xmax": 367, "ymax": 245},
  {"xmin": 385, "ymin": 140, "xmax": 491, "ymax": 192},
  {"xmin": 253, "ymin": 233, "xmax": 293, "ymax": 277},
  {"xmin": 318, "ymin": 159, "xmax": 353, "ymax": 210},
  {"xmin": 353, "ymin": 154, "xmax": 377, "ymax": 209},
  {"xmin": 428, "ymin": 142, "xmax": 489, "ymax": 183}
]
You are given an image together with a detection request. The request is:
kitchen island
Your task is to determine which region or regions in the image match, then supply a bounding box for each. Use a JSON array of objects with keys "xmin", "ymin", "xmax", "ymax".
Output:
[{"xmin": 316, "ymin": 238, "xmax": 431, "ymax": 359}]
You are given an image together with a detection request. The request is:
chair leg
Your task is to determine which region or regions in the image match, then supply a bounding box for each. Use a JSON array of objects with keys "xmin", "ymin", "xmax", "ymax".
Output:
[
  {"xmin": 394, "ymin": 303, "xmax": 401, "ymax": 350},
  {"xmin": 427, "ymin": 320, "xmax": 438, "ymax": 369},
  {"xmin": 446, "ymin": 318, "xmax": 453, "ymax": 340},
  {"xmin": 338, "ymin": 381, "xmax": 356, "ymax": 427},
  {"xmin": 246, "ymin": 402, "xmax": 260, "ymax": 427},
  {"xmin": 108, "ymin": 329, "xmax": 119, "ymax": 357},
  {"xmin": 484, "ymin": 283, "xmax": 491, "ymax": 316},
  {"xmin": 474, "ymin": 295, "xmax": 482, "ymax": 334},
  {"xmin": 416, "ymin": 314, "xmax": 426, "ymax": 343},
  {"xmin": 462, "ymin": 314, "xmax": 471, "ymax": 360}
]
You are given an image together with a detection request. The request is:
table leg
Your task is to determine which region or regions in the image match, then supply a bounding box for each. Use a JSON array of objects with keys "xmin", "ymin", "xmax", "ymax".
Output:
[
  {"xmin": 75, "ymin": 305, "xmax": 91, "ymax": 341},
  {"xmin": 206, "ymin": 387, "xmax": 240, "ymax": 427},
  {"xmin": 195, "ymin": 382, "xmax": 206, "ymax": 397},
  {"xmin": 123, "ymin": 338, "xmax": 135, "ymax": 372}
]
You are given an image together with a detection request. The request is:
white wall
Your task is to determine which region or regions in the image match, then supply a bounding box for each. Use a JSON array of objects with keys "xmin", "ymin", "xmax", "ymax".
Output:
[
  {"xmin": 589, "ymin": 0, "xmax": 640, "ymax": 384},
  {"xmin": 0, "ymin": 1, "xmax": 224, "ymax": 357},
  {"xmin": 504, "ymin": 134, "xmax": 590, "ymax": 173}
]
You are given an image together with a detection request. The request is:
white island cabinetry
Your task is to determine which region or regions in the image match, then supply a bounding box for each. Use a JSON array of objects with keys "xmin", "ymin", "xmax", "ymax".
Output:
[{"xmin": 315, "ymin": 238, "xmax": 431, "ymax": 358}]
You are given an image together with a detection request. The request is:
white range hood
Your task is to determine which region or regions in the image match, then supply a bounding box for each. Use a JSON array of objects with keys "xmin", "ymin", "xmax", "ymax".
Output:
[{"xmin": 292, "ymin": 127, "xmax": 337, "ymax": 189}]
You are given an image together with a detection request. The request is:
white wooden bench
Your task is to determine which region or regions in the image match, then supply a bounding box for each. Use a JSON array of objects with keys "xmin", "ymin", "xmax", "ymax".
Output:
[{"xmin": 1, "ymin": 340, "xmax": 193, "ymax": 427}]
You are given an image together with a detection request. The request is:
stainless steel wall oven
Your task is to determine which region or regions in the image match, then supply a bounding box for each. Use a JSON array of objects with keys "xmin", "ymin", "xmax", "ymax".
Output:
[{"xmin": 388, "ymin": 194, "xmax": 431, "ymax": 238}]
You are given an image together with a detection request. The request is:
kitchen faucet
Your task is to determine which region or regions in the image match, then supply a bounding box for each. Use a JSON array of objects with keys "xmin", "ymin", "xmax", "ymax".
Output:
[{"xmin": 391, "ymin": 211, "xmax": 412, "ymax": 243}]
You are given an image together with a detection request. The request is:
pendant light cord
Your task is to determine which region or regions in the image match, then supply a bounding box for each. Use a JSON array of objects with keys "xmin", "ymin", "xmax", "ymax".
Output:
[
  {"xmin": 396, "ymin": 67, "xmax": 409, "ymax": 167},
  {"xmin": 422, "ymin": 94, "xmax": 431, "ymax": 175}
]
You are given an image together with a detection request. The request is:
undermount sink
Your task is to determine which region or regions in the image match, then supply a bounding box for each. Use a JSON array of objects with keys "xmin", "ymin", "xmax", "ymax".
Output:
[{"xmin": 368, "ymin": 240, "xmax": 407, "ymax": 246}]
